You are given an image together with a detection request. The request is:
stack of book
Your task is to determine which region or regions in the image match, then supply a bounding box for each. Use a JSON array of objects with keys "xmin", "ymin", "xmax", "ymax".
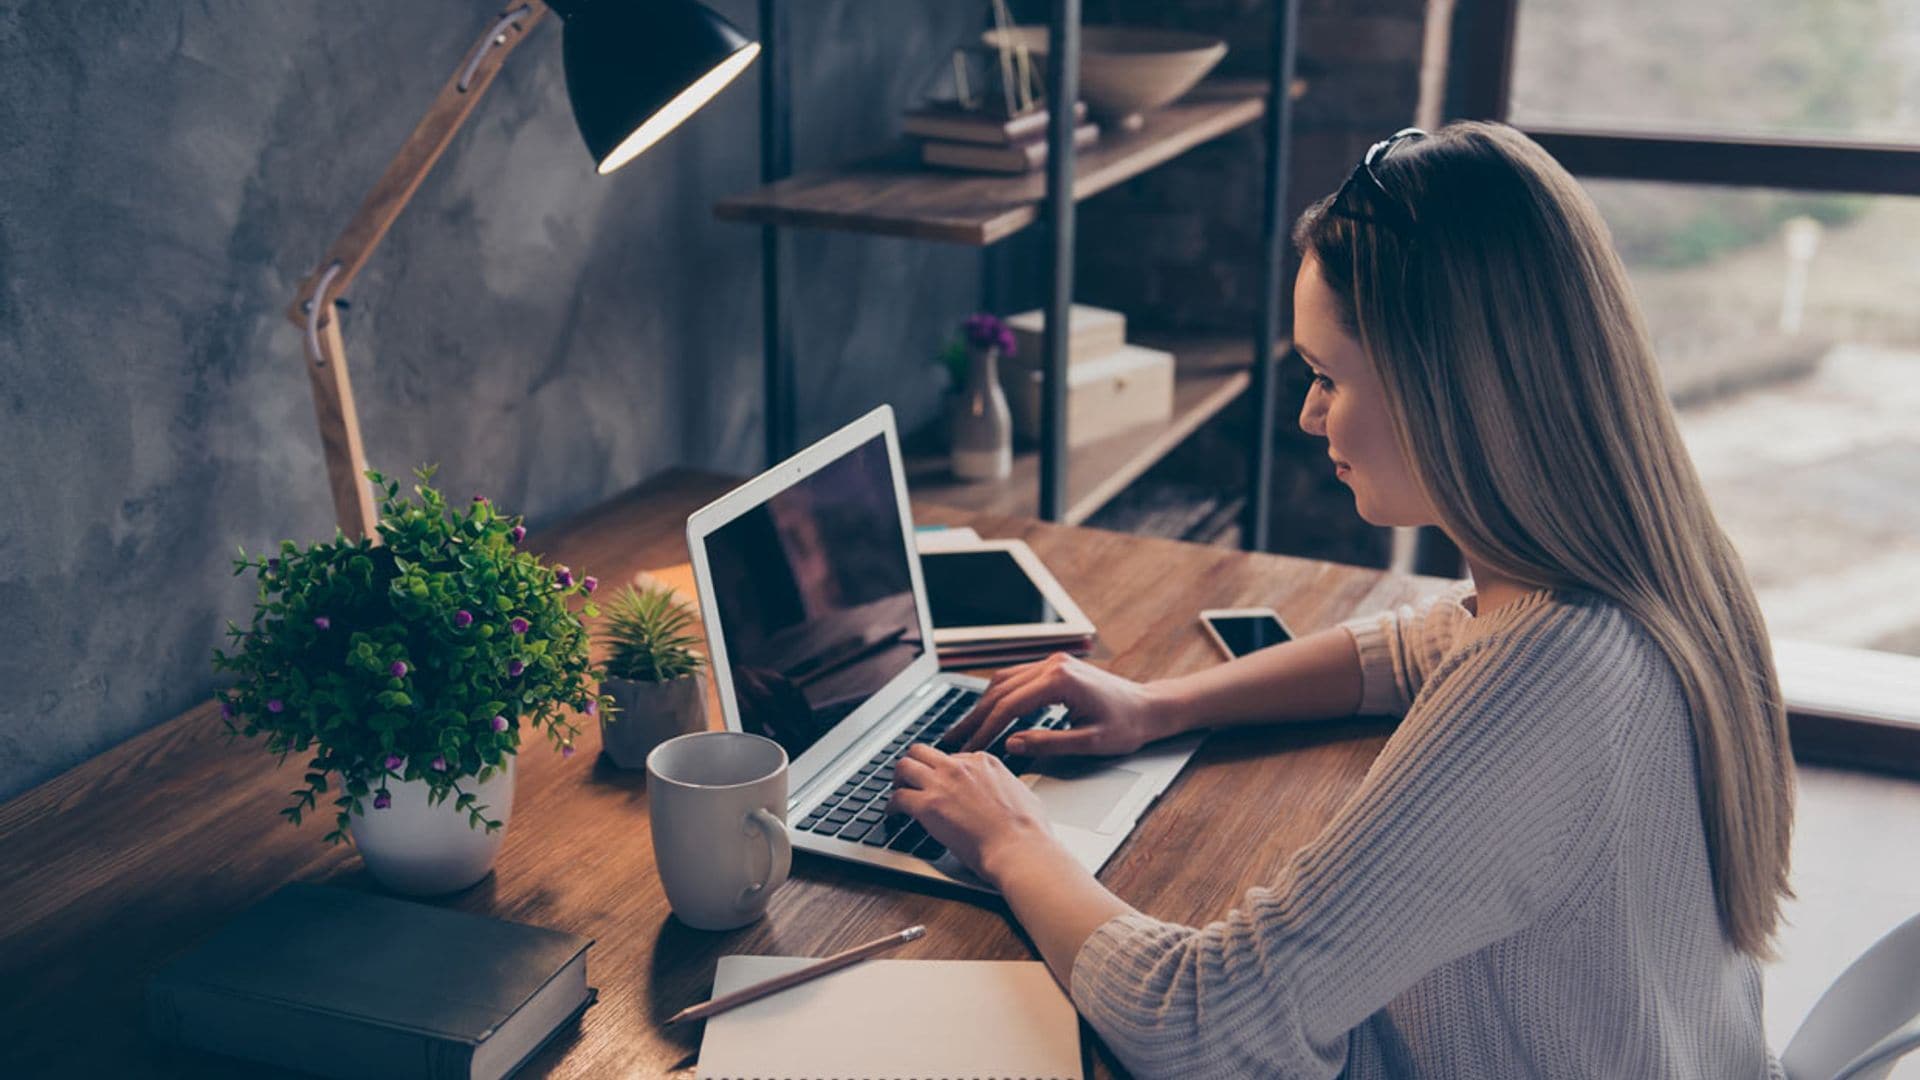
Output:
[
  {"xmin": 902, "ymin": 101, "xmax": 1097, "ymax": 175},
  {"xmin": 933, "ymin": 633, "xmax": 1094, "ymax": 671}
]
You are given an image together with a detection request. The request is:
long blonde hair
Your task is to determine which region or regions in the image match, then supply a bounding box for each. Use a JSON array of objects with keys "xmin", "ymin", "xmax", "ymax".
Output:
[{"xmin": 1294, "ymin": 121, "xmax": 1794, "ymax": 956}]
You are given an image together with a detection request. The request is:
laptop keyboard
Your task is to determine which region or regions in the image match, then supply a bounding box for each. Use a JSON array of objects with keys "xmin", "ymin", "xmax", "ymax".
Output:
[{"xmin": 793, "ymin": 686, "xmax": 1069, "ymax": 862}]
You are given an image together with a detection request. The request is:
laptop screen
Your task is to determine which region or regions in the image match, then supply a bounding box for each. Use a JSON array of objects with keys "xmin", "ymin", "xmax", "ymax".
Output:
[{"xmin": 700, "ymin": 433, "xmax": 925, "ymax": 759}]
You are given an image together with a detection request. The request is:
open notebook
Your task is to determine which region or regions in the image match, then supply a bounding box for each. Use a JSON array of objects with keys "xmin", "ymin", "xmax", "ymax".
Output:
[{"xmin": 696, "ymin": 956, "xmax": 1083, "ymax": 1080}]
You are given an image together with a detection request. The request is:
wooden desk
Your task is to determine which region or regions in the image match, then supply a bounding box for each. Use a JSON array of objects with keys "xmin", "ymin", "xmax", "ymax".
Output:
[{"xmin": 0, "ymin": 470, "xmax": 1451, "ymax": 1078}]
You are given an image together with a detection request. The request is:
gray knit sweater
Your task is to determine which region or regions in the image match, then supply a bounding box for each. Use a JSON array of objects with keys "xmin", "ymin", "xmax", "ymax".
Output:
[{"xmin": 1068, "ymin": 585, "xmax": 1782, "ymax": 1078}]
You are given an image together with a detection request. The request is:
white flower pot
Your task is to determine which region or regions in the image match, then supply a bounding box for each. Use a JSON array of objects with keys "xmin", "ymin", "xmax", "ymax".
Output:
[{"xmin": 348, "ymin": 755, "xmax": 515, "ymax": 896}]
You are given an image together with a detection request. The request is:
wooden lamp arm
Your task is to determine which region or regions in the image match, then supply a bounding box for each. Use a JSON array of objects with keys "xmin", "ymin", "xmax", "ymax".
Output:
[
  {"xmin": 285, "ymin": 2, "xmax": 550, "ymax": 324},
  {"xmin": 285, "ymin": 2, "xmax": 552, "ymax": 538}
]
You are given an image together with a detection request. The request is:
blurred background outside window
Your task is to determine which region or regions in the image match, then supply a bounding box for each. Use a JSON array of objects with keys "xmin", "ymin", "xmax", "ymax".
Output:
[
  {"xmin": 1507, "ymin": 0, "xmax": 1920, "ymax": 659},
  {"xmin": 1511, "ymin": 0, "xmax": 1920, "ymax": 143}
]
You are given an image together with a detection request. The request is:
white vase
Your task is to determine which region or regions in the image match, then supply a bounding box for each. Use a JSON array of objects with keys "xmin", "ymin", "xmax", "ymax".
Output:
[
  {"xmin": 348, "ymin": 755, "xmax": 516, "ymax": 896},
  {"xmin": 949, "ymin": 344, "xmax": 1013, "ymax": 481}
]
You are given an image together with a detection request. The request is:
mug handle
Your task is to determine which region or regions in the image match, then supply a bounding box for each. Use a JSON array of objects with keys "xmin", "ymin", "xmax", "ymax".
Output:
[{"xmin": 737, "ymin": 807, "xmax": 792, "ymax": 910}]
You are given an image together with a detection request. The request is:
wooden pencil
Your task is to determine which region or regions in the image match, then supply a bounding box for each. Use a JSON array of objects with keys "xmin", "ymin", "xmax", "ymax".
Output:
[{"xmin": 665, "ymin": 924, "xmax": 927, "ymax": 1025}]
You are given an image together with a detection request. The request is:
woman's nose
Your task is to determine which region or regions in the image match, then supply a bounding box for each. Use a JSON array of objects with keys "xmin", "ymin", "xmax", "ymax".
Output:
[{"xmin": 1298, "ymin": 385, "xmax": 1326, "ymax": 437}]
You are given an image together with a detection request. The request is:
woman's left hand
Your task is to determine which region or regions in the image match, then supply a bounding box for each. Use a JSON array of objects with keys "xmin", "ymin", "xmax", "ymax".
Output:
[{"xmin": 889, "ymin": 743, "xmax": 1056, "ymax": 883}]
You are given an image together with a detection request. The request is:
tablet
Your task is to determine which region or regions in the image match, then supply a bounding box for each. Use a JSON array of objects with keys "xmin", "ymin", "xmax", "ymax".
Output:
[{"xmin": 914, "ymin": 537, "xmax": 1096, "ymax": 647}]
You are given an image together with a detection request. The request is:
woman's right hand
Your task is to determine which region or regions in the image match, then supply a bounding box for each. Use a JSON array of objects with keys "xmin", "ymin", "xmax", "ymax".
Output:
[{"xmin": 942, "ymin": 653, "xmax": 1185, "ymax": 760}]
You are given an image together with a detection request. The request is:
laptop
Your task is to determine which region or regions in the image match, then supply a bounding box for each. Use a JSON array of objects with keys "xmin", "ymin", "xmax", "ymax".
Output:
[{"xmin": 686, "ymin": 405, "xmax": 1203, "ymax": 892}]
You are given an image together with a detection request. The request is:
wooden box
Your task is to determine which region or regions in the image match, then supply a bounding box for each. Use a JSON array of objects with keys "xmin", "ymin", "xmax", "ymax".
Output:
[
  {"xmin": 1005, "ymin": 304, "xmax": 1127, "ymax": 368},
  {"xmin": 1001, "ymin": 343, "xmax": 1174, "ymax": 448}
]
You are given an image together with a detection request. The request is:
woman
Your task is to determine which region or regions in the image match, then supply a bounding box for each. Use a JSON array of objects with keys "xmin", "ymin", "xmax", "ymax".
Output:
[{"xmin": 889, "ymin": 122, "xmax": 1795, "ymax": 1077}]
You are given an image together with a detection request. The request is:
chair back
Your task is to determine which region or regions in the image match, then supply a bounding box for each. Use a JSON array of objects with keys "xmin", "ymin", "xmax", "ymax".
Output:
[{"xmin": 1780, "ymin": 912, "xmax": 1920, "ymax": 1080}]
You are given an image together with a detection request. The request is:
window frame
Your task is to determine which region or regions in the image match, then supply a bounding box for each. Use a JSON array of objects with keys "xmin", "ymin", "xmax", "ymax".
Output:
[
  {"xmin": 1444, "ymin": 0, "xmax": 1920, "ymax": 774},
  {"xmin": 1450, "ymin": 0, "xmax": 1920, "ymax": 197}
]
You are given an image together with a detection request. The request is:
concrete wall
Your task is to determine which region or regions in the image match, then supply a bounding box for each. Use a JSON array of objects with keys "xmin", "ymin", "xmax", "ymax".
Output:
[
  {"xmin": 0, "ymin": 0, "xmax": 981, "ymax": 801},
  {"xmin": 0, "ymin": 0, "xmax": 1431, "ymax": 801}
]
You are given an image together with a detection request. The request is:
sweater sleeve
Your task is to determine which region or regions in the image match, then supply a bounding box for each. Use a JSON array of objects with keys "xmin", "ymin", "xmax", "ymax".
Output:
[
  {"xmin": 1339, "ymin": 580, "xmax": 1476, "ymax": 715},
  {"xmin": 1068, "ymin": 610, "xmax": 1619, "ymax": 1079}
]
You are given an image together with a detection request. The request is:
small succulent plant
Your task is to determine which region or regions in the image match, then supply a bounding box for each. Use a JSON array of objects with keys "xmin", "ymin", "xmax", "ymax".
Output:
[{"xmin": 601, "ymin": 583, "xmax": 706, "ymax": 683}]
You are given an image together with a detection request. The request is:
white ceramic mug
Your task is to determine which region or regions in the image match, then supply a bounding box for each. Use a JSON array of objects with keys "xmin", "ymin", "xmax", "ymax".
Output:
[{"xmin": 646, "ymin": 731, "xmax": 792, "ymax": 931}]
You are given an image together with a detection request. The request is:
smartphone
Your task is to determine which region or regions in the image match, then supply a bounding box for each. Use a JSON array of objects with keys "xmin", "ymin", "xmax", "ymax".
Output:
[{"xmin": 1199, "ymin": 608, "xmax": 1295, "ymax": 659}]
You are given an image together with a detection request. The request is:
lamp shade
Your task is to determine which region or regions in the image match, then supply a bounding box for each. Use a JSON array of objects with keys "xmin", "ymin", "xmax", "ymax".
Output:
[{"xmin": 550, "ymin": 0, "xmax": 759, "ymax": 175}]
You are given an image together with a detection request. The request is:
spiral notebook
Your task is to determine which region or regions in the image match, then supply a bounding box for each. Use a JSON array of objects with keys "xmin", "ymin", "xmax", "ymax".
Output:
[{"xmin": 695, "ymin": 956, "xmax": 1082, "ymax": 1080}]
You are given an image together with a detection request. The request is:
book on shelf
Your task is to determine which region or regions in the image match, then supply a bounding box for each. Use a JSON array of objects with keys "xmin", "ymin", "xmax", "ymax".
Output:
[
  {"xmin": 920, "ymin": 120, "xmax": 1099, "ymax": 174},
  {"xmin": 148, "ymin": 882, "xmax": 596, "ymax": 1080},
  {"xmin": 900, "ymin": 99, "xmax": 1088, "ymax": 145}
]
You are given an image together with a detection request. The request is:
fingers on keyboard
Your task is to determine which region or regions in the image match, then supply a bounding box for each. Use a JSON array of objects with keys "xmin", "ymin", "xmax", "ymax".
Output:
[{"xmin": 799, "ymin": 687, "xmax": 986, "ymax": 861}]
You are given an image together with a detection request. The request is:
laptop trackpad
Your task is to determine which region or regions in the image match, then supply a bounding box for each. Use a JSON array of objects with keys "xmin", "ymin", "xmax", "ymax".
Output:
[{"xmin": 1031, "ymin": 767, "xmax": 1142, "ymax": 834}]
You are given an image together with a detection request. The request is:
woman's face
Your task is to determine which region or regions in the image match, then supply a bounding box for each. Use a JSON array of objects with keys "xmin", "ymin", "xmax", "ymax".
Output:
[{"xmin": 1293, "ymin": 253, "xmax": 1435, "ymax": 528}]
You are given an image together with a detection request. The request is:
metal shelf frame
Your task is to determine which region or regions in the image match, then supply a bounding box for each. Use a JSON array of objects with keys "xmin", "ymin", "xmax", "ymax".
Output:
[{"xmin": 754, "ymin": 0, "xmax": 1298, "ymax": 551}]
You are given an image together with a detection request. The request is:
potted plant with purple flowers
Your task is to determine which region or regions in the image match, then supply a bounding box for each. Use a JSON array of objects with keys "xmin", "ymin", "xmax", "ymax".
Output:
[
  {"xmin": 946, "ymin": 311, "xmax": 1017, "ymax": 481},
  {"xmin": 213, "ymin": 467, "xmax": 611, "ymax": 896}
]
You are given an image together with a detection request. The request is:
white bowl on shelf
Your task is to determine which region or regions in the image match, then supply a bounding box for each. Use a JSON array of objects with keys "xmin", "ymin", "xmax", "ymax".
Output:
[{"xmin": 981, "ymin": 25, "xmax": 1228, "ymax": 130}]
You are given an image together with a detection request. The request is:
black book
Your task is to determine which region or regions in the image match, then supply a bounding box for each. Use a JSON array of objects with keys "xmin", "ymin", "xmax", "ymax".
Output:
[{"xmin": 149, "ymin": 883, "xmax": 595, "ymax": 1080}]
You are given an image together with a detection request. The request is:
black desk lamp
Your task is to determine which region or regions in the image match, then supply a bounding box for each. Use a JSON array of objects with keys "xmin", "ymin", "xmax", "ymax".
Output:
[{"xmin": 286, "ymin": 1, "xmax": 759, "ymax": 538}]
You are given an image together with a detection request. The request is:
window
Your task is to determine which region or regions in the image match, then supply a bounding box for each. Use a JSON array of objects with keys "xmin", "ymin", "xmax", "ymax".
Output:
[
  {"xmin": 1449, "ymin": 0, "xmax": 1920, "ymax": 734},
  {"xmin": 1585, "ymin": 182, "xmax": 1920, "ymax": 658},
  {"xmin": 1510, "ymin": 0, "xmax": 1920, "ymax": 144}
]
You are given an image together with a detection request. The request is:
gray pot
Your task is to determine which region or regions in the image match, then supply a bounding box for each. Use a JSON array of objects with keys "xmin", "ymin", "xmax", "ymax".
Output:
[{"xmin": 600, "ymin": 672, "xmax": 710, "ymax": 770}]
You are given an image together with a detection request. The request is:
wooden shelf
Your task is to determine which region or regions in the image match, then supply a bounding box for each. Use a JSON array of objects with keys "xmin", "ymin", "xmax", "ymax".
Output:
[
  {"xmin": 714, "ymin": 80, "xmax": 1272, "ymax": 246},
  {"xmin": 903, "ymin": 335, "xmax": 1281, "ymax": 524}
]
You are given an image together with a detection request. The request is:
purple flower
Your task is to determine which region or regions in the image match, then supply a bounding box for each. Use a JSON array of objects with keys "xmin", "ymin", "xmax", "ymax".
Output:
[
  {"xmin": 454, "ymin": 609, "xmax": 473, "ymax": 628},
  {"xmin": 491, "ymin": 715, "xmax": 509, "ymax": 733},
  {"xmin": 584, "ymin": 699, "xmax": 598, "ymax": 718},
  {"xmin": 383, "ymin": 753, "xmax": 404, "ymax": 772},
  {"xmin": 510, "ymin": 617, "xmax": 530, "ymax": 635},
  {"xmin": 312, "ymin": 615, "xmax": 330, "ymax": 630},
  {"xmin": 372, "ymin": 790, "xmax": 391, "ymax": 810},
  {"xmin": 219, "ymin": 699, "xmax": 234, "ymax": 719},
  {"xmin": 389, "ymin": 660, "xmax": 408, "ymax": 678},
  {"xmin": 582, "ymin": 576, "xmax": 598, "ymax": 595},
  {"xmin": 472, "ymin": 494, "xmax": 488, "ymax": 505},
  {"xmin": 507, "ymin": 658, "xmax": 525, "ymax": 677},
  {"xmin": 510, "ymin": 524, "xmax": 526, "ymax": 544},
  {"xmin": 962, "ymin": 312, "xmax": 1016, "ymax": 358},
  {"xmin": 554, "ymin": 567, "xmax": 574, "ymax": 589},
  {"xmin": 431, "ymin": 755, "xmax": 448, "ymax": 772},
  {"xmin": 266, "ymin": 698, "xmax": 284, "ymax": 714},
  {"xmin": 267, "ymin": 557, "xmax": 281, "ymax": 573},
  {"xmin": 561, "ymin": 743, "xmax": 575, "ymax": 759}
]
